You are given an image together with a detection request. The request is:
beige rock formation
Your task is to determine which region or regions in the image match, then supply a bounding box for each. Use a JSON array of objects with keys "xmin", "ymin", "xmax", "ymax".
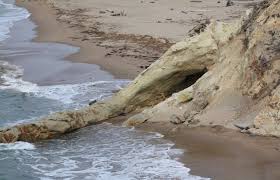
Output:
[
  {"xmin": 0, "ymin": 0, "xmax": 279, "ymax": 143},
  {"xmin": 127, "ymin": 0, "xmax": 280, "ymax": 135}
]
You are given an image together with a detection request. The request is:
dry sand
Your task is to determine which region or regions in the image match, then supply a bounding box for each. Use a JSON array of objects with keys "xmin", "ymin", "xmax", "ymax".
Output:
[
  {"xmin": 16, "ymin": 0, "xmax": 260, "ymax": 79},
  {"xmin": 15, "ymin": 0, "xmax": 280, "ymax": 180}
]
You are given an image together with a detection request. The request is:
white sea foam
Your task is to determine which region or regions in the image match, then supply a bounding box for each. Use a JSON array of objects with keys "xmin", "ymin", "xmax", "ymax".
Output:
[
  {"xmin": 16, "ymin": 123, "xmax": 209, "ymax": 180},
  {"xmin": 0, "ymin": 60, "xmax": 38, "ymax": 91},
  {"xmin": 0, "ymin": 60, "xmax": 130, "ymax": 105},
  {"xmin": 0, "ymin": 141, "xmax": 35, "ymax": 150},
  {"xmin": 0, "ymin": 0, "xmax": 30, "ymax": 41}
]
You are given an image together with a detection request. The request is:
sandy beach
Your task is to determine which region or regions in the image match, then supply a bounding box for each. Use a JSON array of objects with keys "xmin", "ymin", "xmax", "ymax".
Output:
[
  {"xmin": 14, "ymin": 0, "xmax": 280, "ymax": 180},
  {"xmin": 16, "ymin": 0, "xmax": 259, "ymax": 79},
  {"xmin": 137, "ymin": 122, "xmax": 280, "ymax": 180},
  {"xmin": 106, "ymin": 115, "xmax": 280, "ymax": 180}
]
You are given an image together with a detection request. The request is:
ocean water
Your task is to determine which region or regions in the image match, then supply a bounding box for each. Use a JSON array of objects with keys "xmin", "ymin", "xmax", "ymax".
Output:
[
  {"xmin": 0, "ymin": 0, "xmax": 209, "ymax": 179},
  {"xmin": 0, "ymin": 0, "xmax": 29, "ymax": 41}
]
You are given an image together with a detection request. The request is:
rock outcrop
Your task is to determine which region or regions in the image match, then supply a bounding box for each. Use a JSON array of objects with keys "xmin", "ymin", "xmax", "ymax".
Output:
[{"xmin": 1, "ymin": 0, "xmax": 280, "ymax": 143}]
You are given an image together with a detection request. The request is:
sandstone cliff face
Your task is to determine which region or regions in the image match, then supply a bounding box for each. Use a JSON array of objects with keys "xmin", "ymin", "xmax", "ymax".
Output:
[
  {"xmin": 0, "ymin": 0, "xmax": 279, "ymax": 143},
  {"xmin": 127, "ymin": 0, "xmax": 280, "ymax": 135},
  {"xmin": 125, "ymin": 0, "xmax": 280, "ymax": 136}
]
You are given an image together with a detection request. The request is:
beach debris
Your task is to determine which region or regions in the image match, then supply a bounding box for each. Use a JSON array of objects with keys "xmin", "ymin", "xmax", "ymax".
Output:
[
  {"xmin": 106, "ymin": 9, "xmax": 114, "ymax": 13},
  {"xmin": 111, "ymin": 10, "xmax": 127, "ymax": 16},
  {"xmin": 188, "ymin": 18, "xmax": 211, "ymax": 37},
  {"xmin": 226, "ymin": 0, "xmax": 234, "ymax": 7},
  {"xmin": 89, "ymin": 99, "xmax": 97, "ymax": 106},
  {"xmin": 140, "ymin": 65, "xmax": 150, "ymax": 69},
  {"xmin": 99, "ymin": 10, "xmax": 106, "ymax": 14},
  {"xmin": 234, "ymin": 123, "xmax": 251, "ymax": 130}
]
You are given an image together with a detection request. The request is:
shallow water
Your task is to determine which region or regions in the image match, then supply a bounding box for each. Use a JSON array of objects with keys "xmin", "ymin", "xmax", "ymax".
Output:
[
  {"xmin": 0, "ymin": 0, "xmax": 209, "ymax": 179},
  {"xmin": 0, "ymin": 0, "xmax": 29, "ymax": 41},
  {"xmin": 0, "ymin": 123, "xmax": 205, "ymax": 180}
]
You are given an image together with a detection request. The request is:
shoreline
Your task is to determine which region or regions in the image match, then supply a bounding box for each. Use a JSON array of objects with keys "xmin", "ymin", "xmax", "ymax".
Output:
[
  {"xmin": 0, "ymin": 17, "xmax": 115, "ymax": 86},
  {"xmin": 109, "ymin": 117, "xmax": 280, "ymax": 180},
  {"xmin": 15, "ymin": 0, "xmax": 139, "ymax": 79},
  {"xmin": 137, "ymin": 123, "xmax": 280, "ymax": 180},
  {"xmin": 14, "ymin": 1, "xmax": 280, "ymax": 180},
  {"xmin": 15, "ymin": 0, "xmax": 171, "ymax": 79}
]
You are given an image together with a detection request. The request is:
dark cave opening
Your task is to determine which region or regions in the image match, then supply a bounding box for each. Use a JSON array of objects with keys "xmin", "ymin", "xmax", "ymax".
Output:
[{"xmin": 169, "ymin": 68, "xmax": 208, "ymax": 95}]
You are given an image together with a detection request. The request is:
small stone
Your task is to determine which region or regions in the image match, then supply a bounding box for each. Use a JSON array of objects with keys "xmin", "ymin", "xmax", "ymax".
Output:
[
  {"xmin": 183, "ymin": 111, "xmax": 198, "ymax": 123},
  {"xmin": 188, "ymin": 119, "xmax": 200, "ymax": 126},
  {"xmin": 112, "ymin": 89, "xmax": 120, "ymax": 93},
  {"xmin": 170, "ymin": 115, "xmax": 185, "ymax": 124},
  {"xmin": 241, "ymin": 129, "xmax": 249, "ymax": 133},
  {"xmin": 111, "ymin": 13, "xmax": 121, "ymax": 16}
]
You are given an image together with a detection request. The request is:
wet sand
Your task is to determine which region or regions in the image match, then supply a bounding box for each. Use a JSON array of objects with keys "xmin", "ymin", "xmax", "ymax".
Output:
[
  {"xmin": 106, "ymin": 115, "xmax": 280, "ymax": 180},
  {"xmin": 136, "ymin": 122, "xmax": 280, "ymax": 180},
  {"xmin": 15, "ymin": 0, "xmax": 280, "ymax": 180},
  {"xmin": 0, "ymin": 18, "xmax": 114, "ymax": 86}
]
